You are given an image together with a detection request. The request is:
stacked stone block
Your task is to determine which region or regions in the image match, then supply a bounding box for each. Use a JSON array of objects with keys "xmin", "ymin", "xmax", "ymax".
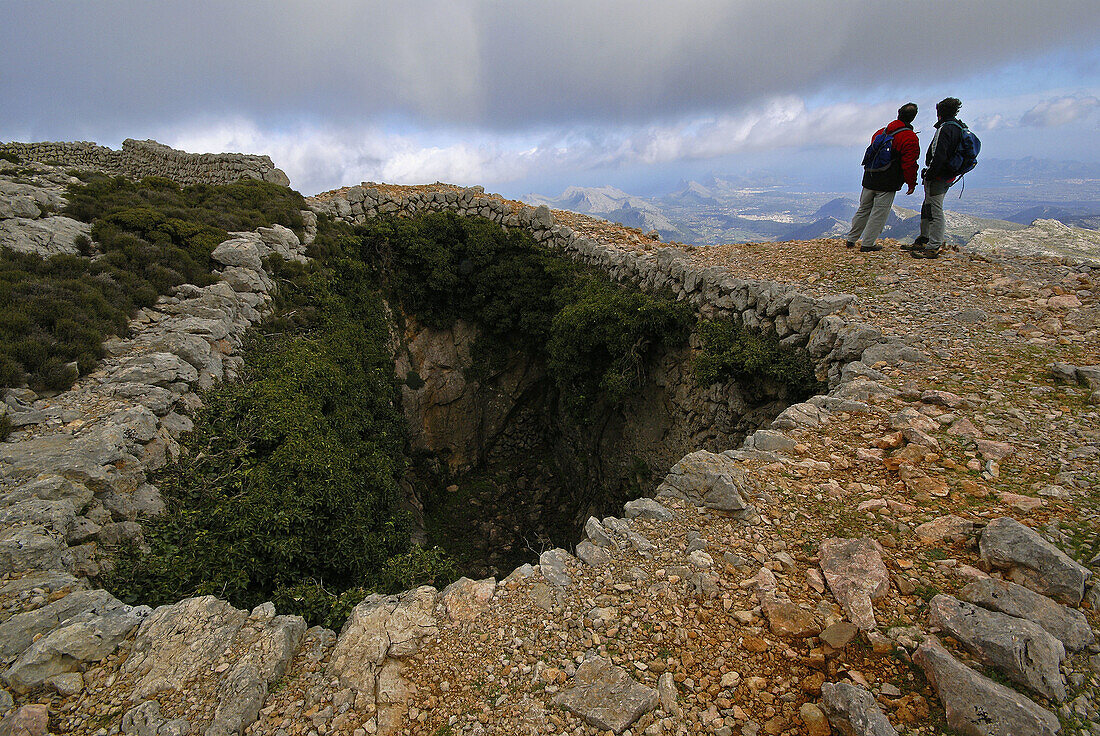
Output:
[{"xmin": 0, "ymin": 139, "xmax": 290, "ymax": 187}]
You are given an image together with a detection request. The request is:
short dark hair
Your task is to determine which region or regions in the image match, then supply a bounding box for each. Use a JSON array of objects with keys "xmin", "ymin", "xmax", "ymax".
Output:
[
  {"xmin": 936, "ymin": 97, "xmax": 962, "ymax": 119},
  {"xmin": 898, "ymin": 103, "xmax": 918, "ymax": 123}
]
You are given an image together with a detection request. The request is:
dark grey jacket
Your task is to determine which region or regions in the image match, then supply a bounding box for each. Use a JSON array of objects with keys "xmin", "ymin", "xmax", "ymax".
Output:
[{"xmin": 925, "ymin": 118, "xmax": 966, "ymax": 181}]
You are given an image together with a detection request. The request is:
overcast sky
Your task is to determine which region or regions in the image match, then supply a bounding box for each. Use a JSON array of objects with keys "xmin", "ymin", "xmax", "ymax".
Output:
[{"xmin": 2, "ymin": 1, "xmax": 1099, "ymax": 196}]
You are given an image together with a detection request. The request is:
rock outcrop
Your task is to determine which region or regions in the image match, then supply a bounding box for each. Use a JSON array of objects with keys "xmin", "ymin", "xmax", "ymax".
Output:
[{"xmin": 0, "ymin": 139, "xmax": 290, "ymax": 187}]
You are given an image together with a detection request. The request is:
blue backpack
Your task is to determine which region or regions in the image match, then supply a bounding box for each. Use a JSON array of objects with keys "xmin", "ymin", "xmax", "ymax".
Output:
[
  {"xmin": 862, "ymin": 125, "xmax": 909, "ymax": 172},
  {"xmin": 944, "ymin": 120, "xmax": 981, "ymax": 176}
]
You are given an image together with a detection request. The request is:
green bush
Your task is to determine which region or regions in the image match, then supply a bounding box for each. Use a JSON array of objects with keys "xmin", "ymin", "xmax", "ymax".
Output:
[
  {"xmin": 0, "ymin": 151, "xmax": 20, "ymax": 164},
  {"xmin": 64, "ymin": 174, "xmax": 305, "ymax": 234},
  {"xmin": 0, "ymin": 414, "xmax": 11, "ymax": 442},
  {"xmin": 0, "ymin": 175, "xmax": 307, "ymax": 392},
  {"xmin": 693, "ymin": 317, "xmax": 824, "ymax": 399},
  {"xmin": 347, "ymin": 211, "xmax": 693, "ymax": 417},
  {"xmin": 106, "ymin": 248, "xmax": 456, "ymax": 624},
  {"xmin": 548, "ymin": 275, "xmax": 694, "ymax": 414}
]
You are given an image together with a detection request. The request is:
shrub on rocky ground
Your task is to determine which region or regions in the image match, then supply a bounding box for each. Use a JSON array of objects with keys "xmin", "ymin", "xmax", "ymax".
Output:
[
  {"xmin": 106, "ymin": 256, "xmax": 454, "ymax": 625},
  {"xmin": 0, "ymin": 175, "xmax": 307, "ymax": 392},
  {"xmin": 693, "ymin": 317, "xmax": 824, "ymax": 400},
  {"xmin": 344, "ymin": 211, "xmax": 695, "ymax": 418}
]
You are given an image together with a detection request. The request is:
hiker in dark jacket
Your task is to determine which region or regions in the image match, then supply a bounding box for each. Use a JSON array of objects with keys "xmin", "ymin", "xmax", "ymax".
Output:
[
  {"xmin": 911, "ymin": 97, "xmax": 966, "ymax": 258},
  {"xmin": 844, "ymin": 103, "xmax": 920, "ymax": 252}
]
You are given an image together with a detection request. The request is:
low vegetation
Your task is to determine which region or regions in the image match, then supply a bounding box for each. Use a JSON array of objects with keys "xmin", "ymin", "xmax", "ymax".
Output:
[
  {"xmin": 0, "ymin": 174, "xmax": 304, "ymax": 392},
  {"xmin": 107, "ymin": 254, "xmax": 455, "ymax": 628},
  {"xmin": 693, "ymin": 317, "xmax": 824, "ymax": 400},
  {"xmin": 3, "ymin": 183, "xmax": 819, "ymax": 626},
  {"xmin": 343, "ymin": 211, "xmax": 696, "ymax": 418}
]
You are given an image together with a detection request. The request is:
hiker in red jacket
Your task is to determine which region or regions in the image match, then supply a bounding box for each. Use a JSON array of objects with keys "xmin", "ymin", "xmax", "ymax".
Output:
[{"xmin": 844, "ymin": 103, "xmax": 920, "ymax": 252}]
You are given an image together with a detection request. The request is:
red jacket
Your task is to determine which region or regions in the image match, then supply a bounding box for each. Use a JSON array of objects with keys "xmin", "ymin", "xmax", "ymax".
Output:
[{"xmin": 862, "ymin": 119, "xmax": 920, "ymax": 191}]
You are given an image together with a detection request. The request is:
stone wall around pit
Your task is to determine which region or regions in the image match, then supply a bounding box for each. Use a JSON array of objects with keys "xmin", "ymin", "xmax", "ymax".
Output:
[
  {"xmin": 0, "ymin": 139, "xmax": 291, "ymax": 187},
  {"xmin": 308, "ymin": 184, "xmax": 928, "ymax": 393}
]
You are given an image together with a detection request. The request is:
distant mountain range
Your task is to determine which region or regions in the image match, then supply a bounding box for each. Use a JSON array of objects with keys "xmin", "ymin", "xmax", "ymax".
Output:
[{"xmin": 522, "ymin": 156, "xmax": 1100, "ymax": 246}]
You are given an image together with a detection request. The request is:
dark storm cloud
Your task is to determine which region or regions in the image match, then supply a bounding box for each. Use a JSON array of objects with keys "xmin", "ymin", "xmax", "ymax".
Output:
[{"xmin": 2, "ymin": 0, "xmax": 1098, "ymax": 137}]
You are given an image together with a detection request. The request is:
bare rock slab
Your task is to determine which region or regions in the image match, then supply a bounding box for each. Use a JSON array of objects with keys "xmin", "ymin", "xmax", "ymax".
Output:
[
  {"xmin": 960, "ymin": 577, "xmax": 1094, "ymax": 652},
  {"xmin": 120, "ymin": 595, "xmax": 304, "ymax": 736},
  {"xmin": 819, "ymin": 538, "xmax": 891, "ymax": 630},
  {"xmin": 820, "ymin": 681, "xmax": 898, "ymax": 735},
  {"xmin": 929, "ymin": 594, "xmax": 1066, "ymax": 701},
  {"xmin": 0, "ymin": 588, "xmax": 124, "ymax": 660},
  {"xmin": 122, "ymin": 596, "xmax": 248, "ymax": 699},
  {"xmin": 551, "ymin": 656, "xmax": 658, "ymax": 733},
  {"xmin": 328, "ymin": 586, "xmax": 438, "ymax": 697},
  {"xmin": 914, "ymin": 637, "xmax": 1060, "ymax": 736},
  {"xmin": 655, "ymin": 450, "xmax": 753, "ymax": 516},
  {"xmin": 980, "ymin": 516, "xmax": 1090, "ymax": 605},
  {"xmin": 441, "ymin": 577, "xmax": 496, "ymax": 622},
  {"xmin": 5, "ymin": 598, "xmax": 149, "ymax": 693},
  {"xmin": 0, "ymin": 704, "xmax": 49, "ymax": 736}
]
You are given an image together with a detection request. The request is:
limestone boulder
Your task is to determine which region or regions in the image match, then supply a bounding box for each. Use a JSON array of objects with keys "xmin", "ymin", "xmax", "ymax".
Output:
[
  {"xmin": 0, "ymin": 499, "xmax": 78, "ymax": 536},
  {"xmin": 328, "ymin": 586, "xmax": 438, "ymax": 695},
  {"xmin": 819, "ymin": 538, "xmax": 891, "ymax": 630},
  {"xmin": 551, "ymin": 656, "xmax": 658, "ymax": 733},
  {"xmin": 914, "ymin": 637, "xmax": 1060, "ymax": 736},
  {"xmin": 655, "ymin": 450, "xmax": 753, "ymax": 516},
  {"xmin": 0, "ymin": 525, "xmax": 72, "ymax": 576},
  {"xmin": 0, "ymin": 588, "xmax": 123, "ymax": 660},
  {"xmin": 123, "ymin": 596, "xmax": 250, "ymax": 699},
  {"xmin": 120, "ymin": 596, "xmax": 303, "ymax": 736},
  {"xmin": 960, "ymin": 577, "xmax": 1094, "ymax": 652},
  {"xmin": 576, "ymin": 540, "xmax": 612, "ymax": 567},
  {"xmin": 539, "ymin": 548, "xmax": 575, "ymax": 587},
  {"xmin": 211, "ymin": 234, "xmax": 263, "ymax": 270},
  {"xmin": 4, "ymin": 599, "xmax": 150, "ymax": 692},
  {"xmin": 820, "ymin": 681, "xmax": 898, "ymax": 736},
  {"xmin": 441, "ymin": 577, "xmax": 496, "ymax": 622},
  {"xmin": 0, "ymin": 215, "xmax": 89, "ymax": 257},
  {"xmin": 928, "ymin": 594, "xmax": 1065, "ymax": 701},
  {"xmin": 979, "ymin": 516, "xmax": 1091, "ymax": 605},
  {"xmin": 108, "ymin": 352, "xmax": 199, "ymax": 388},
  {"xmin": 622, "ymin": 498, "xmax": 673, "ymax": 521}
]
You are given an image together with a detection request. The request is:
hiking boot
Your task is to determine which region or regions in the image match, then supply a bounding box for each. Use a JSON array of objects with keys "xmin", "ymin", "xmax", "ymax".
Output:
[
  {"xmin": 859, "ymin": 243, "xmax": 883, "ymax": 252},
  {"xmin": 844, "ymin": 240, "xmax": 856, "ymax": 248},
  {"xmin": 905, "ymin": 236, "xmax": 929, "ymax": 251},
  {"xmin": 911, "ymin": 246, "xmax": 939, "ymax": 259}
]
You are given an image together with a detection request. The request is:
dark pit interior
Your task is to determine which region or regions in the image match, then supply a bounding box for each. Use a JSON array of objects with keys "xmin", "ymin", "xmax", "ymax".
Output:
[{"xmin": 396, "ymin": 317, "xmax": 803, "ymax": 579}]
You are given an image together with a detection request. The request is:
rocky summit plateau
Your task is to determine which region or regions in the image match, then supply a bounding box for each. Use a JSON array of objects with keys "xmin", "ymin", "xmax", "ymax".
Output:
[{"xmin": 0, "ymin": 140, "xmax": 1098, "ymax": 736}]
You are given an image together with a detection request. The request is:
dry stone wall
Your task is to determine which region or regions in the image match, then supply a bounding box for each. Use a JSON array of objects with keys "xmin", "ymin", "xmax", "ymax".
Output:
[
  {"xmin": 309, "ymin": 183, "xmax": 931, "ymax": 450},
  {"xmin": 0, "ymin": 139, "xmax": 290, "ymax": 187}
]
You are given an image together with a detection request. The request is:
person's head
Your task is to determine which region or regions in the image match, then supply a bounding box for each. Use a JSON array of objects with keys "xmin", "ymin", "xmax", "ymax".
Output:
[
  {"xmin": 898, "ymin": 103, "xmax": 918, "ymax": 124},
  {"xmin": 936, "ymin": 97, "xmax": 962, "ymax": 120}
]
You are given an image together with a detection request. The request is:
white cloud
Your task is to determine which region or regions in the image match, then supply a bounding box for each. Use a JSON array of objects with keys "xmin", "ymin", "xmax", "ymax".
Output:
[
  {"xmin": 160, "ymin": 98, "xmax": 903, "ymax": 194},
  {"xmin": 1020, "ymin": 95, "xmax": 1100, "ymax": 127}
]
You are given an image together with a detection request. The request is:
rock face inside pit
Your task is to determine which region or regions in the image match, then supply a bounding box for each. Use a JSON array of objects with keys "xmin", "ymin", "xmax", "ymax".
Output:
[{"xmin": 394, "ymin": 313, "xmax": 798, "ymax": 577}]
